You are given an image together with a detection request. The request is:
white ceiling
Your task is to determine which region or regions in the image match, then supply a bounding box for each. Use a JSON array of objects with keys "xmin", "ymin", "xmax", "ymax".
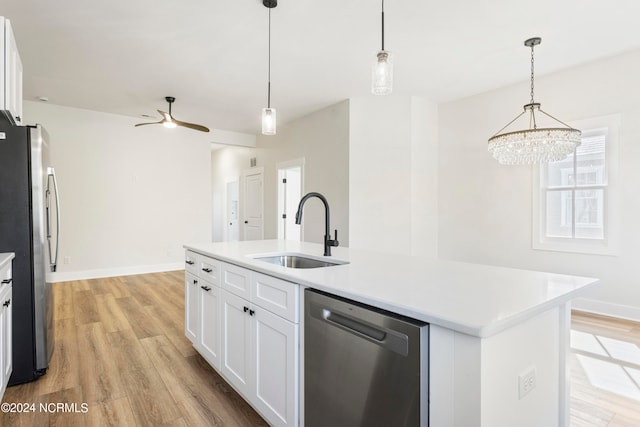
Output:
[{"xmin": 4, "ymin": 0, "xmax": 640, "ymax": 136}]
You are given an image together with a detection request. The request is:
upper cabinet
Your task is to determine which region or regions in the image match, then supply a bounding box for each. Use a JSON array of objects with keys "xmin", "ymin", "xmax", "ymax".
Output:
[{"xmin": 1, "ymin": 17, "xmax": 23, "ymax": 125}]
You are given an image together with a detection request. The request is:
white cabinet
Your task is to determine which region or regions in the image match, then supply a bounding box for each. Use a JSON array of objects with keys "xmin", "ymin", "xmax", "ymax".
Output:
[
  {"xmin": 220, "ymin": 264, "xmax": 299, "ymax": 427},
  {"xmin": 0, "ymin": 257, "xmax": 13, "ymax": 401},
  {"xmin": 0, "ymin": 17, "xmax": 23, "ymax": 125},
  {"xmin": 253, "ymin": 303, "xmax": 298, "ymax": 427},
  {"xmin": 184, "ymin": 251, "xmax": 223, "ymax": 370},
  {"xmin": 199, "ymin": 283, "xmax": 221, "ymax": 368},
  {"xmin": 221, "ymin": 289, "xmax": 253, "ymax": 397},
  {"xmin": 184, "ymin": 272, "xmax": 199, "ymax": 344},
  {"xmin": 185, "ymin": 252, "xmax": 300, "ymax": 427}
]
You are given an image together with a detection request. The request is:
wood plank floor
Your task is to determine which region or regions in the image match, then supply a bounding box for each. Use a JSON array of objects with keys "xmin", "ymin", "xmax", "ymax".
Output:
[
  {"xmin": 570, "ymin": 311, "xmax": 640, "ymax": 426},
  {"xmin": 0, "ymin": 271, "xmax": 268, "ymax": 427},
  {"xmin": 1, "ymin": 272, "xmax": 639, "ymax": 426}
]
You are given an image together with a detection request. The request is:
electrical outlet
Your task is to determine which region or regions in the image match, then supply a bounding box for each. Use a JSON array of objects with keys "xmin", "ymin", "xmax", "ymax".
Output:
[
  {"xmin": 63, "ymin": 256, "xmax": 71, "ymax": 265},
  {"xmin": 518, "ymin": 367, "xmax": 536, "ymax": 399}
]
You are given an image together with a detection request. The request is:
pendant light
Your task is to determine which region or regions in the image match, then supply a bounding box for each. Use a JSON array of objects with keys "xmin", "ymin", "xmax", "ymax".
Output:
[
  {"xmin": 262, "ymin": 0, "xmax": 277, "ymax": 135},
  {"xmin": 372, "ymin": 0, "xmax": 393, "ymax": 95},
  {"xmin": 488, "ymin": 37, "xmax": 581, "ymax": 165}
]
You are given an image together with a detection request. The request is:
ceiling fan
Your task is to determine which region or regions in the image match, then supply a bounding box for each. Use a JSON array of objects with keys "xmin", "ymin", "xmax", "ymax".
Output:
[{"xmin": 135, "ymin": 96, "xmax": 210, "ymax": 132}]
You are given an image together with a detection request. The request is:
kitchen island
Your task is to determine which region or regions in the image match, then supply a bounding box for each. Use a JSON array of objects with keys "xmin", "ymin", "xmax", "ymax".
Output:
[{"xmin": 184, "ymin": 240, "xmax": 598, "ymax": 427}]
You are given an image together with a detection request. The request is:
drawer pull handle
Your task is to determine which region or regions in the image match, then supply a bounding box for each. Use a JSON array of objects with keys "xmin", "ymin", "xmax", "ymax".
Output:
[
  {"xmin": 200, "ymin": 285, "xmax": 212, "ymax": 292},
  {"xmin": 1, "ymin": 279, "xmax": 11, "ymax": 285},
  {"xmin": 2, "ymin": 299, "xmax": 10, "ymax": 307},
  {"xmin": 202, "ymin": 268, "xmax": 212, "ymax": 273},
  {"xmin": 185, "ymin": 260, "xmax": 195, "ymax": 265}
]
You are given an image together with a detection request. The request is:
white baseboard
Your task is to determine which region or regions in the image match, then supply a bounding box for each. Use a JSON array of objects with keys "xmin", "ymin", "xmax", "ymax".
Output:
[
  {"xmin": 48, "ymin": 262, "xmax": 184, "ymax": 283},
  {"xmin": 572, "ymin": 297, "xmax": 640, "ymax": 323}
]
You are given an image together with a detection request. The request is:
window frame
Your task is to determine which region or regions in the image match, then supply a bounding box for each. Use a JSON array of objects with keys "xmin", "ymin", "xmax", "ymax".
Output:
[{"xmin": 532, "ymin": 114, "xmax": 620, "ymax": 256}]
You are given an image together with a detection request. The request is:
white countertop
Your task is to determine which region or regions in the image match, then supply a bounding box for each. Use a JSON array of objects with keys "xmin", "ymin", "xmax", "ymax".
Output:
[
  {"xmin": 0, "ymin": 253, "xmax": 14, "ymax": 270},
  {"xmin": 184, "ymin": 240, "xmax": 598, "ymax": 338}
]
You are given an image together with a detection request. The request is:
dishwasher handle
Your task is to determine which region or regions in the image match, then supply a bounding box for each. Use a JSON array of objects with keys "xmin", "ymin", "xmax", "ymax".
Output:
[
  {"xmin": 323, "ymin": 309, "xmax": 386, "ymax": 341},
  {"xmin": 310, "ymin": 302, "xmax": 410, "ymax": 356}
]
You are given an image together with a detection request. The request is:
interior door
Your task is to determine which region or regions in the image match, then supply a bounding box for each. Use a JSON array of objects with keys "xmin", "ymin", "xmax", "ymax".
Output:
[
  {"xmin": 242, "ymin": 168, "xmax": 264, "ymax": 241},
  {"xmin": 226, "ymin": 180, "xmax": 239, "ymax": 241}
]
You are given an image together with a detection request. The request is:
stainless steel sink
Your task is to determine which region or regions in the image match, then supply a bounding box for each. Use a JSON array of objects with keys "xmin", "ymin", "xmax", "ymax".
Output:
[{"xmin": 253, "ymin": 254, "xmax": 347, "ymax": 269}]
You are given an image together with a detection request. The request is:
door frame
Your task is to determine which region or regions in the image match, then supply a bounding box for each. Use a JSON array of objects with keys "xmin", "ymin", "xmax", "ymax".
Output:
[{"xmin": 276, "ymin": 158, "xmax": 305, "ymax": 241}]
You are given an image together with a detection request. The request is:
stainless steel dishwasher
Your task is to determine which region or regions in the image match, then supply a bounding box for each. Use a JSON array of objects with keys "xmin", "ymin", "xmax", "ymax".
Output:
[{"xmin": 304, "ymin": 288, "xmax": 429, "ymax": 427}]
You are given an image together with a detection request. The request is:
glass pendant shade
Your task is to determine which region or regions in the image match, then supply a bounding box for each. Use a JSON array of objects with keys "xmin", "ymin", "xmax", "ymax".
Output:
[
  {"xmin": 372, "ymin": 50, "xmax": 393, "ymax": 95},
  {"xmin": 262, "ymin": 107, "xmax": 276, "ymax": 135}
]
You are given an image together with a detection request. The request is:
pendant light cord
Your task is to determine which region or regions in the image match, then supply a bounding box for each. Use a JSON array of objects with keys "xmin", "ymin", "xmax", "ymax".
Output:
[
  {"xmin": 267, "ymin": 8, "xmax": 272, "ymax": 109},
  {"xmin": 381, "ymin": 0, "xmax": 385, "ymax": 51},
  {"xmin": 530, "ymin": 43, "xmax": 535, "ymax": 105},
  {"xmin": 529, "ymin": 42, "xmax": 538, "ymax": 129}
]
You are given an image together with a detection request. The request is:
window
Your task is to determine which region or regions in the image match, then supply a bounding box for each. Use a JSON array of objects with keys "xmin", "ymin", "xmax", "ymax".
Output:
[{"xmin": 533, "ymin": 115, "xmax": 620, "ymax": 255}]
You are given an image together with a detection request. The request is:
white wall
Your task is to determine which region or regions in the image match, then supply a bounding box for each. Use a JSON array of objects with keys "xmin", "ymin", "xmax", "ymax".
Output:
[
  {"xmin": 24, "ymin": 101, "xmax": 212, "ymax": 280},
  {"xmin": 211, "ymin": 100, "xmax": 350, "ymax": 246},
  {"xmin": 438, "ymin": 49, "xmax": 640, "ymax": 317},
  {"xmin": 349, "ymin": 96, "xmax": 438, "ymax": 257}
]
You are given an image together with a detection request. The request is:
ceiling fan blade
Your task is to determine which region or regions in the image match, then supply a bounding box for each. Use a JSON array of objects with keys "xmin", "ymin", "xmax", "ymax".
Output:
[
  {"xmin": 158, "ymin": 110, "xmax": 172, "ymax": 121},
  {"xmin": 134, "ymin": 120, "xmax": 163, "ymax": 127},
  {"xmin": 173, "ymin": 118, "xmax": 210, "ymax": 133}
]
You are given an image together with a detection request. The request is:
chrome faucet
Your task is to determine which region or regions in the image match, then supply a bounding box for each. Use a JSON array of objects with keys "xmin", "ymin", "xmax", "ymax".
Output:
[{"xmin": 295, "ymin": 192, "xmax": 339, "ymax": 256}]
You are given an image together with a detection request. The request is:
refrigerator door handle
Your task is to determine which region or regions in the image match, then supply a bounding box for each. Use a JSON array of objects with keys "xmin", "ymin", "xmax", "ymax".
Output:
[{"xmin": 46, "ymin": 167, "xmax": 60, "ymax": 272}]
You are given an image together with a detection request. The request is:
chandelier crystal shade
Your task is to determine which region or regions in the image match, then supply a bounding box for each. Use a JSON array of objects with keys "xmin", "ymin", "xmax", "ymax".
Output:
[
  {"xmin": 261, "ymin": 0, "xmax": 277, "ymax": 135},
  {"xmin": 372, "ymin": 0, "xmax": 393, "ymax": 95},
  {"xmin": 488, "ymin": 37, "xmax": 581, "ymax": 165}
]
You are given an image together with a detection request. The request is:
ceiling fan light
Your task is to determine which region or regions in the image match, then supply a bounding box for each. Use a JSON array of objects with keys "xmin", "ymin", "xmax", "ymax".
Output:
[
  {"xmin": 163, "ymin": 120, "xmax": 177, "ymax": 129},
  {"xmin": 372, "ymin": 50, "xmax": 393, "ymax": 95},
  {"xmin": 262, "ymin": 108, "xmax": 276, "ymax": 135}
]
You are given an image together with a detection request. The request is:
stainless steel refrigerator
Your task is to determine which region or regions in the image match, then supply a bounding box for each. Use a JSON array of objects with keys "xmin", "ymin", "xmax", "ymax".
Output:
[{"xmin": 0, "ymin": 124, "xmax": 58, "ymax": 385}]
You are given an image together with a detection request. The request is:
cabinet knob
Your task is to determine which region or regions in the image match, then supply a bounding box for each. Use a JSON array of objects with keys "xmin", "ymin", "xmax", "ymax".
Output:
[
  {"xmin": 2, "ymin": 299, "xmax": 9, "ymax": 307},
  {"xmin": 193, "ymin": 279, "xmax": 198, "ymax": 284},
  {"xmin": 244, "ymin": 220, "xmax": 248, "ymax": 224},
  {"xmin": 249, "ymin": 309, "xmax": 255, "ymax": 316},
  {"xmin": 1, "ymin": 279, "xmax": 11, "ymax": 285},
  {"xmin": 243, "ymin": 306, "xmax": 249, "ymax": 313}
]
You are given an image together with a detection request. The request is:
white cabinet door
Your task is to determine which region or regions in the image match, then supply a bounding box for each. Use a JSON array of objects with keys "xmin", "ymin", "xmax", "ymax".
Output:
[
  {"xmin": 253, "ymin": 308, "xmax": 299, "ymax": 427},
  {"xmin": 184, "ymin": 272, "xmax": 199, "ymax": 344},
  {"xmin": 221, "ymin": 289, "xmax": 253, "ymax": 398},
  {"xmin": 0, "ymin": 286, "xmax": 11, "ymax": 400},
  {"xmin": 198, "ymin": 282, "xmax": 220, "ymax": 369}
]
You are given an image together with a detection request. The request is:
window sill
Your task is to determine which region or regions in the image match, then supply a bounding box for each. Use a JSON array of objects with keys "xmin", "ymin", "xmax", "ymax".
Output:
[{"xmin": 532, "ymin": 239, "xmax": 619, "ymax": 256}]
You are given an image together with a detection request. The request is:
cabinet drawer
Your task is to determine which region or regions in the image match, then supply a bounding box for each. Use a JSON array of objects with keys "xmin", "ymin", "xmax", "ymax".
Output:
[
  {"xmin": 185, "ymin": 251, "xmax": 198, "ymax": 275},
  {"xmin": 0, "ymin": 264, "xmax": 11, "ymax": 293},
  {"xmin": 199, "ymin": 257, "xmax": 221, "ymax": 284},
  {"xmin": 252, "ymin": 272, "xmax": 299, "ymax": 323},
  {"xmin": 221, "ymin": 263, "xmax": 251, "ymax": 300}
]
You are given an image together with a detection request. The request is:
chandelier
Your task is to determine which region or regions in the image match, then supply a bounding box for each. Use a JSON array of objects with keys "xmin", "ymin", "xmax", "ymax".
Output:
[{"xmin": 488, "ymin": 37, "xmax": 581, "ymax": 165}]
